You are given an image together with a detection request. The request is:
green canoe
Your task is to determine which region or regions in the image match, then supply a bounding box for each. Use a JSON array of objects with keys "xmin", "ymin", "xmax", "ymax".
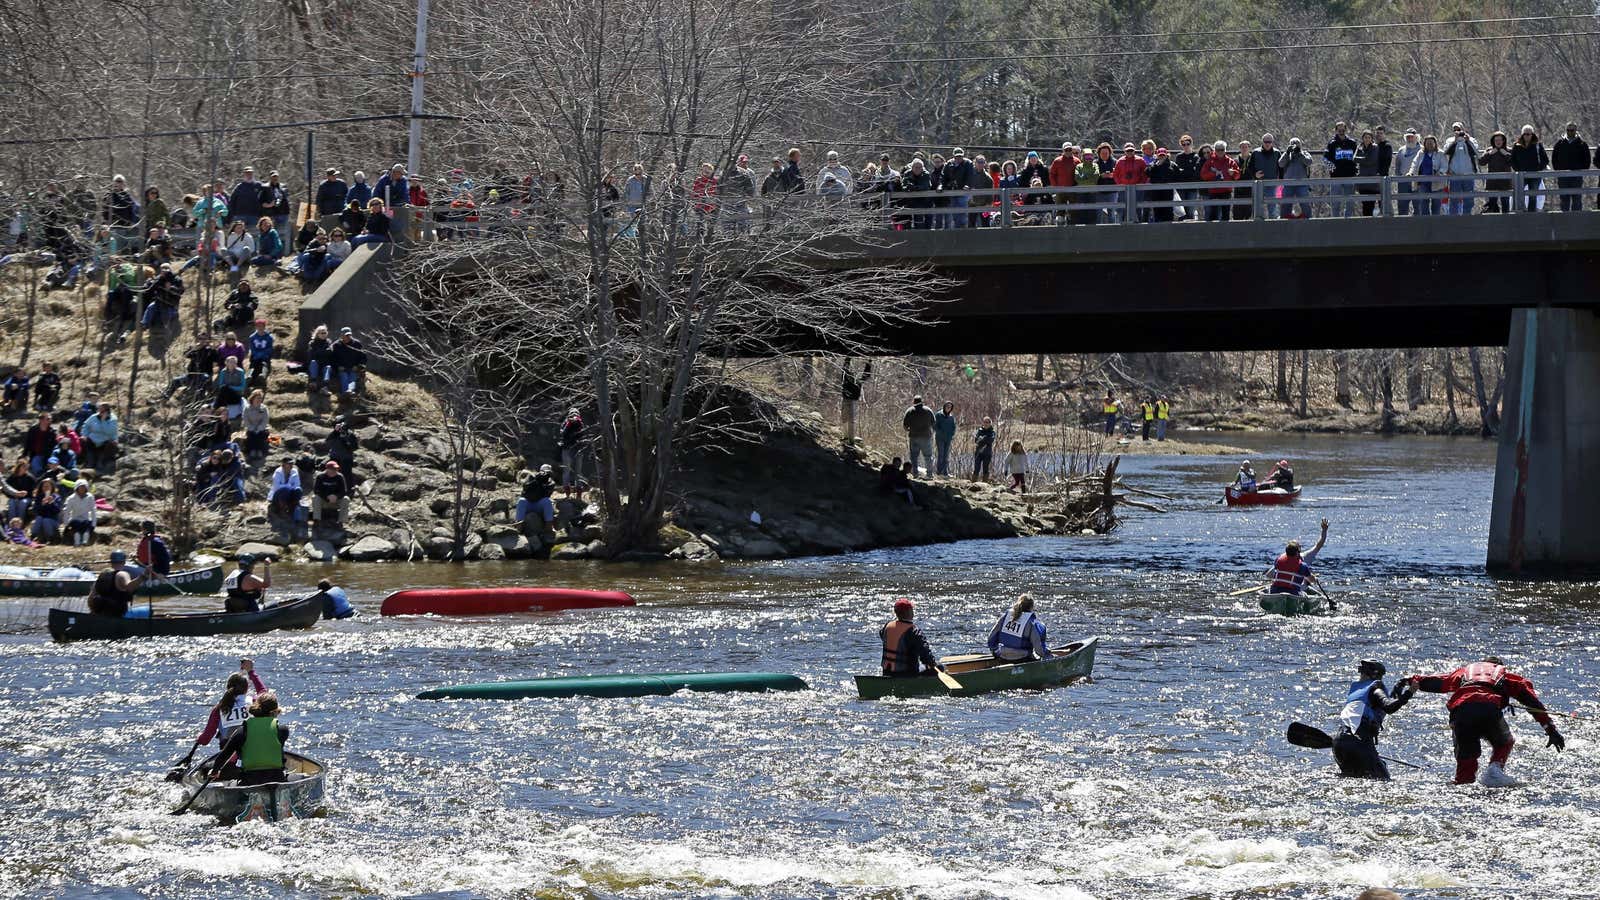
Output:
[
  {"xmin": 0, "ymin": 557, "xmax": 224, "ymax": 598},
  {"xmin": 1257, "ymin": 589, "xmax": 1334, "ymax": 616},
  {"xmin": 417, "ymin": 671, "xmax": 810, "ymax": 700},
  {"xmin": 854, "ymin": 636, "xmax": 1098, "ymax": 700}
]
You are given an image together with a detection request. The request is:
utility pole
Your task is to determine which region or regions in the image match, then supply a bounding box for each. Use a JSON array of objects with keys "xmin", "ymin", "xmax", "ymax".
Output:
[{"xmin": 406, "ymin": 0, "xmax": 429, "ymax": 176}]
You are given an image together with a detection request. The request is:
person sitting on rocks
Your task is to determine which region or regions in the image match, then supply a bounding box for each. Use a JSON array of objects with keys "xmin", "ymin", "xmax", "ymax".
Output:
[
  {"xmin": 33, "ymin": 363, "xmax": 60, "ymax": 412},
  {"xmin": 166, "ymin": 343, "xmax": 219, "ymax": 398},
  {"xmin": 213, "ymin": 282, "xmax": 257, "ymax": 332},
  {"xmin": 45, "ymin": 434, "xmax": 79, "ymax": 483},
  {"xmin": 29, "ymin": 479, "xmax": 62, "ymax": 543},
  {"xmin": 63, "ymin": 481, "xmax": 97, "ymax": 546},
  {"xmin": 515, "ymin": 465, "xmax": 558, "ymax": 541},
  {"xmin": 324, "ymin": 417, "xmax": 359, "ymax": 483},
  {"xmin": 890, "ymin": 460, "xmax": 916, "ymax": 507},
  {"xmin": 139, "ymin": 264, "xmax": 184, "ymax": 329},
  {"xmin": 214, "ymin": 356, "xmax": 249, "ymax": 420},
  {"xmin": 329, "ymin": 327, "xmax": 366, "ymax": 398},
  {"xmin": 877, "ymin": 456, "xmax": 903, "ymax": 495},
  {"xmin": 242, "ymin": 390, "xmax": 270, "ymax": 464},
  {"xmin": 0, "ymin": 369, "xmax": 27, "ymax": 416},
  {"xmin": 79, "ymin": 403, "xmax": 118, "ymax": 472},
  {"xmin": 268, "ymin": 457, "xmax": 302, "ymax": 520},
  {"xmin": 5, "ymin": 516, "xmax": 40, "ymax": 548},
  {"xmin": 246, "ymin": 319, "xmax": 274, "ymax": 385},
  {"xmin": 311, "ymin": 460, "xmax": 349, "ymax": 528}
]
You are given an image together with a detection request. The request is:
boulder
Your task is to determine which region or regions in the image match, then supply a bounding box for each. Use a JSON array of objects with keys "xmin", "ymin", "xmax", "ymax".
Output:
[
  {"xmin": 428, "ymin": 497, "xmax": 453, "ymax": 517},
  {"xmin": 301, "ymin": 540, "xmax": 338, "ymax": 562},
  {"xmin": 387, "ymin": 481, "xmax": 423, "ymax": 502},
  {"xmin": 670, "ymin": 540, "xmax": 719, "ymax": 562},
  {"xmin": 341, "ymin": 535, "xmax": 397, "ymax": 561},
  {"xmin": 551, "ymin": 542, "xmax": 591, "ymax": 560},
  {"xmin": 423, "ymin": 535, "xmax": 459, "ymax": 560},
  {"xmin": 471, "ymin": 541, "xmax": 505, "ymax": 561},
  {"xmin": 233, "ymin": 541, "xmax": 283, "ymax": 560},
  {"xmin": 724, "ymin": 536, "xmax": 785, "ymax": 558}
]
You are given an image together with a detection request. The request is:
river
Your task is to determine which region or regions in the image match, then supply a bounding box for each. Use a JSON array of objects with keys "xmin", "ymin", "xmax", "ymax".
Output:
[{"xmin": 2, "ymin": 432, "xmax": 1596, "ymax": 899}]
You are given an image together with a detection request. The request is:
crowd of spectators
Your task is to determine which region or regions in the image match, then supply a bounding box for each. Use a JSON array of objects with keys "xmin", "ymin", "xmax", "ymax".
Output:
[{"xmin": 3, "ymin": 401, "xmax": 119, "ymax": 547}]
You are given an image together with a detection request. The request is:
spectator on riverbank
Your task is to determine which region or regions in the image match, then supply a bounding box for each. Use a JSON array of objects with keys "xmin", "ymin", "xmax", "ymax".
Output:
[
  {"xmin": 63, "ymin": 481, "xmax": 96, "ymax": 546},
  {"xmin": 316, "ymin": 168, "xmax": 349, "ymax": 217},
  {"xmin": 22, "ymin": 413, "xmax": 53, "ymax": 475},
  {"xmin": 559, "ymin": 408, "xmax": 585, "ymax": 497},
  {"xmin": 29, "ymin": 478, "xmax": 61, "ymax": 542},
  {"xmin": 251, "ymin": 216, "xmax": 284, "ymax": 266},
  {"xmin": 973, "ymin": 416, "xmax": 995, "ymax": 481},
  {"xmin": 3, "ymin": 460, "xmax": 34, "ymax": 522},
  {"xmin": 242, "ymin": 390, "xmax": 270, "ymax": 463},
  {"xmin": 33, "ymin": 363, "xmax": 60, "ymax": 413},
  {"xmin": 1, "ymin": 369, "xmax": 28, "ymax": 416},
  {"xmin": 932, "ymin": 402, "xmax": 957, "ymax": 476},
  {"xmin": 351, "ymin": 198, "xmax": 391, "ymax": 247},
  {"xmin": 247, "ymin": 320, "xmax": 274, "ymax": 384},
  {"xmin": 215, "ymin": 356, "xmax": 248, "ymax": 420},
  {"xmin": 329, "ymin": 327, "xmax": 366, "ymax": 397},
  {"xmin": 346, "ymin": 171, "xmax": 372, "ymax": 208},
  {"xmin": 261, "ymin": 172, "xmax": 291, "ymax": 232},
  {"xmin": 311, "ymin": 460, "xmax": 349, "ymax": 527},
  {"xmin": 1156, "ymin": 397, "xmax": 1171, "ymax": 441},
  {"xmin": 902, "ymin": 395, "xmax": 936, "ymax": 476},
  {"xmin": 80, "ymin": 403, "xmax": 118, "ymax": 471},
  {"xmin": 269, "ymin": 457, "xmax": 302, "ymax": 520},
  {"xmin": 325, "ymin": 416, "xmax": 359, "ymax": 483},
  {"xmin": 222, "ymin": 221, "xmax": 255, "ymax": 273},
  {"xmin": 1004, "ymin": 441, "xmax": 1028, "ymax": 493}
]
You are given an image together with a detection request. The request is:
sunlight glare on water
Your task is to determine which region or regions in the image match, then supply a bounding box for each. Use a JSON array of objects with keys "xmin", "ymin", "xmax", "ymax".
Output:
[{"xmin": 1, "ymin": 433, "xmax": 1597, "ymax": 899}]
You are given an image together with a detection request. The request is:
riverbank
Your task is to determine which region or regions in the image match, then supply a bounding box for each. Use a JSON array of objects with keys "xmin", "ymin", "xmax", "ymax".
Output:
[{"xmin": 0, "ymin": 270, "xmax": 1174, "ymax": 569}]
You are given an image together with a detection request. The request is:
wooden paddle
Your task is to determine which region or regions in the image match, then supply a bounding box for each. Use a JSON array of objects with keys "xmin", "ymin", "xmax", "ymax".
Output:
[
  {"xmin": 935, "ymin": 668, "xmax": 965, "ymax": 691},
  {"xmin": 1286, "ymin": 722, "xmax": 1426, "ymax": 770},
  {"xmin": 1228, "ymin": 584, "xmax": 1269, "ymax": 597}
]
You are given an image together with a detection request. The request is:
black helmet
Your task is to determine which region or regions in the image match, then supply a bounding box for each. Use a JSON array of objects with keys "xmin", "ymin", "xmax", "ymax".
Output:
[
  {"xmin": 237, "ymin": 553, "xmax": 257, "ymax": 568},
  {"xmin": 140, "ymin": 519, "xmax": 156, "ymax": 533},
  {"xmin": 1358, "ymin": 659, "xmax": 1386, "ymax": 679}
]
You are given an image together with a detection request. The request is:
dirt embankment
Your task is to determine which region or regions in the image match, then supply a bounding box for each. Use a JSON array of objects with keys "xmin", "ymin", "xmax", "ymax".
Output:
[{"xmin": 1, "ymin": 267, "xmax": 1151, "ymax": 569}]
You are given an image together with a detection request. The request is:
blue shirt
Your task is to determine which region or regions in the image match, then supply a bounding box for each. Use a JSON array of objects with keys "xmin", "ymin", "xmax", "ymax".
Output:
[{"xmin": 248, "ymin": 331, "xmax": 274, "ymax": 361}]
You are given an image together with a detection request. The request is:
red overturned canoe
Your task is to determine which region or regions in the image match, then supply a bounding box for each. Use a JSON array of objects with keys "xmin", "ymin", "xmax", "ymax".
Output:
[
  {"xmin": 1223, "ymin": 486, "xmax": 1301, "ymax": 506},
  {"xmin": 379, "ymin": 587, "xmax": 636, "ymax": 616}
]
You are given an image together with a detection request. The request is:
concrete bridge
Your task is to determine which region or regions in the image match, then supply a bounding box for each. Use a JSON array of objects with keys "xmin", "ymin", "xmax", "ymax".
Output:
[{"xmin": 301, "ymin": 204, "xmax": 1600, "ymax": 577}]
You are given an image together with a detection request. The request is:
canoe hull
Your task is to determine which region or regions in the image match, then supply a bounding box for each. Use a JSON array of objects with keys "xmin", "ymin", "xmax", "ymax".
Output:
[
  {"xmin": 0, "ymin": 561, "xmax": 223, "ymax": 598},
  {"xmin": 179, "ymin": 752, "xmax": 326, "ymax": 824},
  {"xmin": 855, "ymin": 637, "xmax": 1098, "ymax": 700},
  {"xmin": 48, "ymin": 595, "xmax": 322, "ymax": 642},
  {"xmin": 418, "ymin": 671, "xmax": 809, "ymax": 700},
  {"xmin": 1224, "ymin": 486, "xmax": 1301, "ymax": 506},
  {"xmin": 1258, "ymin": 590, "xmax": 1332, "ymax": 616},
  {"xmin": 380, "ymin": 587, "xmax": 636, "ymax": 616}
]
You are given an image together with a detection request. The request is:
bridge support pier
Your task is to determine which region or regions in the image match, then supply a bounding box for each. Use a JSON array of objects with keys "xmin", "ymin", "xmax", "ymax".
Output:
[{"xmin": 1487, "ymin": 307, "xmax": 1600, "ymax": 575}]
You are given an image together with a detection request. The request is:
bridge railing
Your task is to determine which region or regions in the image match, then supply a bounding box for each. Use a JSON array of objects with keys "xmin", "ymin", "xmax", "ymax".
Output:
[{"xmin": 871, "ymin": 171, "xmax": 1600, "ymax": 228}]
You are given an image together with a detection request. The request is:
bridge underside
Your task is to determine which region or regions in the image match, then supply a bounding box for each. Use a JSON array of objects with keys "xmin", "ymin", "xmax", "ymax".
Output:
[{"xmin": 846, "ymin": 215, "xmax": 1600, "ymax": 355}]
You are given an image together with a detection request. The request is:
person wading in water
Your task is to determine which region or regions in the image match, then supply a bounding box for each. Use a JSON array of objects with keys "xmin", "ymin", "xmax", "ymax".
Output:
[
  {"xmin": 1332, "ymin": 659, "xmax": 1414, "ymax": 780},
  {"xmin": 1402, "ymin": 656, "xmax": 1564, "ymax": 786}
]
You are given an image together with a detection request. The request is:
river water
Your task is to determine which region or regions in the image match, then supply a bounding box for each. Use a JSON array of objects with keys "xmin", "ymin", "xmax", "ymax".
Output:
[{"xmin": 2, "ymin": 432, "xmax": 1596, "ymax": 899}]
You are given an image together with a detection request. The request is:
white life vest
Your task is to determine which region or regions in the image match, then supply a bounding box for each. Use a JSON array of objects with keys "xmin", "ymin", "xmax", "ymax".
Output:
[{"xmin": 217, "ymin": 695, "xmax": 250, "ymax": 742}]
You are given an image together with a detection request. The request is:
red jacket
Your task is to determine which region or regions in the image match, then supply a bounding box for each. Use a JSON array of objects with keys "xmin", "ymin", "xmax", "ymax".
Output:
[
  {"xmin": 1048, "ymin": 154, "xmax": 1077, "ymax": 188},
  {"xmin": 1412, "ymin": 662, "xmax": 1554, "ymax": 728},
  {"xmin": 1200, "ymin": 154, "xmax": 1241, "ymax": 195},
  {"xmin": 690, "ymin": 174, "xmax": 718, "ymax": 213},
  {"xmin": 1112, "ymin": 155, "xmax": 1149, "ymax": 185}
]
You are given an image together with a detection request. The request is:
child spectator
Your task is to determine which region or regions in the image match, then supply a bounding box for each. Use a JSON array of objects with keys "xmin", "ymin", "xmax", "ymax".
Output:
[
  {"xmin": 4, "ymin": 516, "xmax": 38, "ymax": 548},
  {"xmin": 1, "ymin": 368, "xmax": 28, "ymax": 415},
  {"xmin": 1004, "ymin": 440, "xmax": 1028, "ymax": 493},
  {"xmin": 247, "ymin": 319, "xmax": 274, "ymax": 384},
  {"xmin": 30, "ymin": 479, "xmax": 61, "ymax": 542}
]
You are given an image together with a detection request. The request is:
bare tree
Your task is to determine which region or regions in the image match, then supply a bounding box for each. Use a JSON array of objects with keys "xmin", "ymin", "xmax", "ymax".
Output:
[{"xmin": 391, "ymin": 0, "xmax": 942, "ymax": 553}]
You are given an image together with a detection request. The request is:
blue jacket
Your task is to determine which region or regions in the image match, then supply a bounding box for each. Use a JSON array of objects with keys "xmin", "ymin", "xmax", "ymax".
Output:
[
  {"xmin": 372, "ymin": 173, "xmax": 409, "ymax": 210},
  {"xmin": 933, "ymin": 410, "xmax": 957, "ymax": 442},
  {"xmin": 345, "ymin": 181, "xmax": 372, "ymax": 208},
  {"xmin": 229, "ymin": 181, "xmax": 263, "ymax": 220},
  {"xmin": 247, "ymin": 331, "xmax": 274, "ymax": 361}
]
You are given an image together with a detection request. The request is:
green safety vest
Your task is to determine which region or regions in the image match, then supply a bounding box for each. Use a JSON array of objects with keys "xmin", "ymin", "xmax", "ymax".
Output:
[{"xmin": 240, "ymin": 716, "xmax": 284, "ymax": 772}]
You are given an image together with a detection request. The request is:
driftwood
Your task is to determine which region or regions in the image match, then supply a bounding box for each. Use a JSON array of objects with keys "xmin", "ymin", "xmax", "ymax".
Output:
[
  {"xmin": 1114, "ymin": 494, "xmax": 1167, "ymax": 513},
  {"xmin": 1116, "ymin": 483, "xmax": 1178, "ymax": 501}
]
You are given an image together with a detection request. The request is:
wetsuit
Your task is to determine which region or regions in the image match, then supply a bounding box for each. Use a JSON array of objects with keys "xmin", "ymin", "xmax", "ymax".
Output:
[
  {"xmin": 1332, "ymin": 678, "xmax": 1412, "ymax": 780},
  {"xmin": 1413, "ymin": 662, "xmax": 1556, "ymax": 784},
  {"xmin": 879, "ymin": 619, "xmax": 938, "ymax": 677}
]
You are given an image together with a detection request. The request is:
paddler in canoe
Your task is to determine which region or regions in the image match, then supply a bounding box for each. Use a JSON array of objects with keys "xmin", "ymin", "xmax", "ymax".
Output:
[
  {"xmin": 879, "ymin": 598, "xmax": 948, "ymax": 678},
  {"xmin": 1261, "ymin": 459, "xmax": 1295, "ymax": 491},
  {"xmin": 1265, "ymin": 519, "xmax": 1329, "ymax": 595},
  {"xmin": 1332, "ymin": 659, "xmax": 1415, "ymax": 780},
  {"xmin": 986, "ymin": 593, "xmax": 1052, "ymax": 662},
  {"xmin": 1231, "ymin": 459, "xmax": 1258, "ymax": 493},
  {"xmin": 209, "ymin": 692, "xmax": 291, "ymax": 787},
  {"xmin": 170, "ymin": 659, "xmax": 270, "ymax": 779},
  {"xmin": 85, "ymin": 550, "xmax": 152, "ymax": 617},
  {"xmin": 222, "ymin": 553, "xmax": 272, "ymax": 613}
]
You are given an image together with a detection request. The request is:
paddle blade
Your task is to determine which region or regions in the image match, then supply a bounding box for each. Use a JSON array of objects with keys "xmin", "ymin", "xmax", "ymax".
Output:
[
  {"xmin": 1228, "ymin": 585, "xmax": 1268, "ymax": 597},
  {"xmin": 164, "ymin": 767, "xmax": 187, "ymax": 783},
  {"xmin": 1287, "ymin": 721, "xmax": 1334, "ymax": 750},
  {"xmin": 936, "ymin": 669, "xmax": 965, "ymax": 692}
]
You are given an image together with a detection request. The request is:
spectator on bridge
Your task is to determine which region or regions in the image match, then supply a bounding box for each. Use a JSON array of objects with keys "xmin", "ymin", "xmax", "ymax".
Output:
[
  {"xmin": 1071, "ymin": 146, "xmax": 1099, "ymax": 225},
  {"xmin": 1442, "ymin": 123, "xmax": 1480, "ymax": 215},
  {"xmin": 900, "ymin": 159, "xmax": 934, "ymax": 229},
  {"xmin": 1511, "ymin": 126, "xmax": 1549, "ymax": 212},
  {"xmin": 1551, "ymin": 123, "xmax": 1591, "ymax": 213},
  {"xmin": 1018, "ymin": 151, "xmax": 1049, "ymax": 203},
  {"xmin": 1146, "ymin": 148, "xmax": 1180, "ymax": 222},
  {"xmin": 1407, "ymin": 135, "xmax": 1447, "ymax": 215},
  {"xmin": 1394, "ymin": 129, "xmax": 1423, "ymax": 215},
  {"xmin": 1324, "ymin": 122, "xmax": 1359, "ymax": 217},
  {"xmin": 1233, "ymin": 141, "xmax": 1256, "ymax": 219},
  {"xmin": 351, "ymin": 198, "xmax": 392, "ymax": 247},
  {"xmin": 1279, "ymin": 138, "xmax": 1315, "ymax": 219},
  {"xmin": 816, "ymin": 151, "xmax": 853, "ymax": 195},
  {"xmin": 1091, "ymin": 143, "xmax": 1118, "ymax": 223},
  {"xmin": 1354, "ymin": 130, "xmax": 1390, "ymax": 216},
  {"xmin": 316, "ymin": 168, "xmax": 349, "ymax": 218},
  {"xmin": 1173, "ymin": 135, "xmax": 1202, "ymax": 220},
  {"xmin": 1478, "ymin": 131, "xmax": 1514, "ymax": 214},
  {"xmin": 723, "ymin": 155, "xmax": 756, "ymax": 230},
  {"xmin": 933, "ymin": 402, "xmax": 957, "ymax": 477},
  {"xmin": 1200, "ymin": 142, "xmax": 1240, "ymax": 222},
  {"xmin": 902, "ymin": 395, "xmax": 936, "ymax": 476},
  {"xmin": 942, "ymin": 149, "xmax": 979, "ymax": 229},
  {"xmin": 228, "ymin": 167, "xmax": 263, "ymax": 226},
  {"xmin": 1113, "ymin": 144, "xmax": 1149, "ymax": 220},
  {"xmin": 1048, "ymin": 143, "xmax": 1076, "ymax": 223},
  {"xmin": 346, "ymin": 171, "xmax": 372, "ymax": 209},
  {"xmin": 691, "ymin": 162, "xmax": 719, "ymax": 222},
  {"xmin": 260, "ymin": 171, "xmax": 291, "ymax": 233},
  {"xmin": 1248, "ymin": 135, "xmax": 1282, "ymax": 219}
]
